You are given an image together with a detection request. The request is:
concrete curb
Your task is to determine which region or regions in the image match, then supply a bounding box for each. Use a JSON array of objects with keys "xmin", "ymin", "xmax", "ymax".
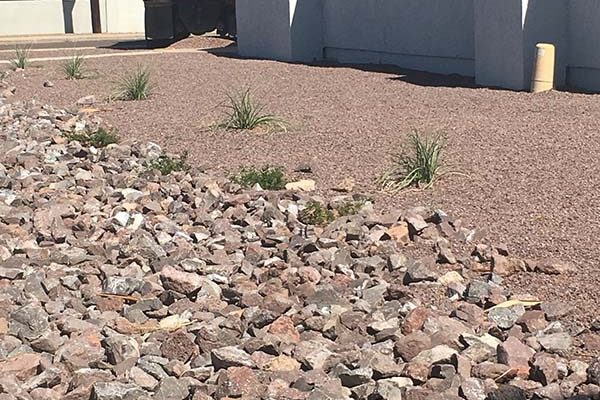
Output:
[
  {"xmin": 0, "ymin": 33, "xmax": 145, "ymax": 51},
  {"xmin": 0, "ymin": 48, "xmax": 201, "ymax": 65}
]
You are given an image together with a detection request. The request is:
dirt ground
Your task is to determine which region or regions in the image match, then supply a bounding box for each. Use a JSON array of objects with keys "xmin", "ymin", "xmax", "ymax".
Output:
[{"xmin": 3, "ymin": 37, "xmax": 600, "ymax": 328}]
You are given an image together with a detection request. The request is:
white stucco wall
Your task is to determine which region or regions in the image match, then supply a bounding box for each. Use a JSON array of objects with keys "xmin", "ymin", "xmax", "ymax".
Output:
[
  {"xmin": 322, "ymin": 0, "xmax": 475, "ymax": 76},
  {"xmin": 99, "ymin": 0, "xmax": 145, "ymax": 33},
  {"xmin": 0, "ymin": 0, "xmax": 65, "ymax": 36},
  {"xmin": 0, "ymin": 0, "xmax": 144, "ymax": 36}
]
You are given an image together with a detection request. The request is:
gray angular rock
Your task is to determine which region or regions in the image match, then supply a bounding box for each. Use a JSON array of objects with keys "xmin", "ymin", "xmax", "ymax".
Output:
[
  {"xmin": 460, "ymin": 378, "xmax": 486, "ymax": 400},
  {"xmin": 412, "ymin": 345, "xmax": 457, "ymax": 366},
  {"xmin": 90, "ymin": 382, "xmax": 148, "ymax": 400},
  {"xmin": 538, "ymin": 332, "xmax": 572, "ymax": 353},
  {"xmin": 153, "ymin": 377, "xmax": 189, "ymax": 400},
  {"xmin": 104, "ymin": 334, "xmax": 140, "ymax": 365},
  {"xmin": 404, "ymin": 259, "xmax": 438, "ymax": 284},
  {"xmin": 488, "ymin": 303, "xmax": 526, "ymax": 329},
  {"xmin": 211, "ymin": 346, "xmax": 256, "ymax": 370},
  {"xmin": 335, "ymin": 364, "xmax": 373, "ymax": 388},
  {"xmin": 9, "ymin": 304, "xmax": 49, "ymax": 341},
  {"xmin": 102, "ymin": 276, "xmax": 143, "ymax": 296}
]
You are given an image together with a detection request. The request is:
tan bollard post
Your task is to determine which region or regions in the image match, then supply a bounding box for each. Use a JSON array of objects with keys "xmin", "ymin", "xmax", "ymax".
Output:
[{"xmin": 531, "ymin": 43, "xmax": 555, "ymax": 93}]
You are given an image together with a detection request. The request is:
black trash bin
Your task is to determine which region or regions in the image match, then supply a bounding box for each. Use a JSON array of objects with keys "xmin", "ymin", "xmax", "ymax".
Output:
[{"xmin": 144, "ymin": 0, "xmax": 189, "ymax": 48}]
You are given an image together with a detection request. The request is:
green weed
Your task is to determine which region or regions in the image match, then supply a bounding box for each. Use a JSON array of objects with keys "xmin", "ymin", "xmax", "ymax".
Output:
[
  {"xmin": 299, "ymin": 200, "xmax": 335, "ymax": 226},
  {"xmin": 231, "ymin": 166, "xmax": 286, "ymax": 190},
  {"xmin": 148, "ymin": 152, "xmax": 189, "ymax": 175},
  {"xmin": 64, "ymin": 127, "xmax": 119, "ymax": 148},
  {"xmin": 335, "ymin": 200, "xmax": 367, "ymax": 217}
]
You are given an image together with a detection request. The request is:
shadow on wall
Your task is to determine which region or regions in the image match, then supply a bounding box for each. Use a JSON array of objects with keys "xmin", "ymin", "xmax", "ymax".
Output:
[{"xmin": 62, "ymin": 0, "xmax": 75, "ymax": 34}]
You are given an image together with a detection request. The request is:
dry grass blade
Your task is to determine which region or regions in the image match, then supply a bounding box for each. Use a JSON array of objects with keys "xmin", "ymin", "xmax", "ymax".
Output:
[
  {"xmin": 219, "ymin": 89, "xmax": 286, "ymax": 131},
  {"xmin": 11, "ymin": 45, "xmax": 30, "ymax": 69},
  {"xmin": 378, "ymin": 131, "xmax": 446, "ymax": 192}
]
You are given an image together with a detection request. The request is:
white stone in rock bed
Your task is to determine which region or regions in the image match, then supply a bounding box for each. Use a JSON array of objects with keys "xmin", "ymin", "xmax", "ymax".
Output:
[
  {"xmin": 207, "ymin": 273, "xmax": 229, "ymax": 284},
  {"xmin": 155, "ymin": 231, "xmax": 172, "ymax": 245},
  {"xmin": 412, "ymin": 344, "xmax": 457, "ymax": 365},
  {"xmin": 173, "ymin": 231, "xmax": 193, "ymax": 242},
  {"xmin": 74, "ymin": 121, "xmax": 86, "ymax": 131},
  {"xmin": 129, "ymin": 214, "xmax": 144, "ymax": 231},
  {"xmin": 74, "ymin": 169, "xmax": 93, "ymax": 180},
  {"xmin": 120, "ymin": 188, "xmax": 145, "ymax": 202},
  {"xmin": 287, "ymin": 203, "xmax": 299, "ymax": 216},
  {"xmin": 369, "ymin": 318, "xmax": 400, "ymax": 332},
  {"xmin": 400, "ymin": 302, "xmax": 417, "ymax": 316},
  {"xmin": 262, "ymin": 257, "xmax": 283, "ymax": 267},
  {"xmin": 113, "ymin": 211, "xmax": 130, "ymax": 227},
  {"xmin": 0, "ymin": 189, "xmax": 16, "ymax": 205}
]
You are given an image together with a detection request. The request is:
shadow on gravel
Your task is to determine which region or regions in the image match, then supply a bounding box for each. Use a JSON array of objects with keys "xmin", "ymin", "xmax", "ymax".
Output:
[
  {"xmin": 101, "ymin": 40, "xmax": 152, "ymax": 50},
  {"xmin": 205, "ymin": 44, "xmax": 482, "ymax": 90}
]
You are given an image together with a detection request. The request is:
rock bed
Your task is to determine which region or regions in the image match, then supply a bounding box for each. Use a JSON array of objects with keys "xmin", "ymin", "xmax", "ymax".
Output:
[{"xmin": 0, "ymin": 90, "xmax": 600, "ymax": 400}]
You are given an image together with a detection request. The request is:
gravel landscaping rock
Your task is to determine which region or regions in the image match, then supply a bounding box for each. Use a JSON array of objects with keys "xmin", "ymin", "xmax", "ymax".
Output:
[{"xmin": 1, "ymin": 70, "xmax": 599, "ymax": 399}]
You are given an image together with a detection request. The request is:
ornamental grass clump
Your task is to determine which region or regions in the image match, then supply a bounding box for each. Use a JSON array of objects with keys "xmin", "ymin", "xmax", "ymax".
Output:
[
  {"xmin": 219, "ymin": 89, "xmax": 285, "ymax": 131},
  {"xmin": 113, "ymin": 66, "xmax": 153, "ymax": 101},
  {"xmin": 11, "ymin": 46, "xmax": 30, "ymax": 70},
  {"xmin": 63, "ymin": 55, "xmax": 86, "ymax": 80},
  {"xmin": 378, "ymin": 132, "xmax": 446, "ymax": 192}
]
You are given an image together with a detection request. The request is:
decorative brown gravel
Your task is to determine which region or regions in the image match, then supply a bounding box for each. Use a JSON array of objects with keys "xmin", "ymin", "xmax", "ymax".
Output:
[{"xmin": 4, "ymin": 38, "xmax": 600, "ymax": 328}]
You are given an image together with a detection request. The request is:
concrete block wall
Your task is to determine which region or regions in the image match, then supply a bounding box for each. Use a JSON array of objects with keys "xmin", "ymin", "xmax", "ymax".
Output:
[
  {"xmin": 322, "ymin": 0, "xmax": 475, "ymax": 76},
  {"xmin": 567, "ymin": 0, "xmax": 600, "ymax": 92},
  {"xmin": 236, "ymin": 0, "xmax": 600, "ymax": 93},
  {"xmin": 474, "ymin": 0, "xmax": 567, "ymax": 90},
  {"xmin": 237, "ymin": 0, "xmax": 322, "ymax": 62}
]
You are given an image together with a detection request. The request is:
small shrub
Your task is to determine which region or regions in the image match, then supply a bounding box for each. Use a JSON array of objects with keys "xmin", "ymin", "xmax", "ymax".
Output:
[
  {"xmin": 299, "ymin": 200, "xmax": 335, "ymax": 226},
  {"xmin": 11, "ymin": 46, "xmax": 30, "ymax": 69},
  {"xmin": 148, "ymin": 152, "xmax": 189, "ymax": 175},
  {"xmin": 335, "ymin": 200, "xmax": 367, "ymax": 217},
  {"xmin": 219, "ymin": 89, "xmax": 285, "ymax": 131},
  {"xmin": 113, "ymin": 66, "xmax": 153, "ymax": 101},
  {"xmin": 63, "ymin": 55, "xmax": 86, "ymax": 80},
  {"xmin": 378, "ymin": 132, "xmax": 446, "ymax": 192},
  {"xmin": 64, "ymin": 127, "xmax": 119, "ymax": 148},
  {"xmin": 231, "ymin": 166, "xmax": 286, "ymax": 190}
]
